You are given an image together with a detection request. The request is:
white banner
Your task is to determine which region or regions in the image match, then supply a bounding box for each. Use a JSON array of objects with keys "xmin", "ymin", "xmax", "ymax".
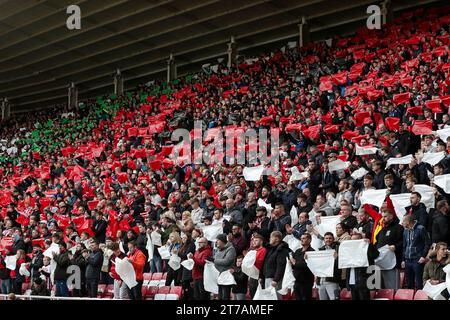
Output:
[
  {"xmin": 351, "ymin": 167, "xmax": 369, "ymax": 180},
  {"xmin": 278, "ymin": 257, "xmax": 295, "ymax": 295},
  {"xmin": 242, "ymin": 250, "xmax": 260, "ymax": 280},
  {"xmin": 317, "ymin": 215, "xmax": 341, "ymax": 237},
  {"xmin": 433, "ymin": 174, "xmax": 450, "ymax": 193},
  {"xmin": 204, "ymin": 261, "xmax": 220, "ymax": 294},
  {"xmin": 389, "ymin": 193, "xmax": 411, "ymax": 222},
  {"xmin": 5, "ymin": 255, "xmax": 17, "ymax": 270},
  {"xmin": 115, "ymin": 257, "xmax": 138, "ymax": 289},
  {"xmin": 290, "ymin": 206, "xmax": 298, "ymax": 226},
  {"xmin": 360, "ymin": 189, "xmax": 387, "ymax": 209},
  {"xmin": 356, "ymin": 144, "xmax": 378, "ymax": 155},
  {"xmin": 283, "ymin": 235, "xmax": 301, "ymax": 252},
  {"xmin": 422, "ymin": 151, "xmax": 445, "ymax": 166},
  {"xmin": 243, "ymin": 166, "xmax": 265, "ymax": 181},
  {"xmin": 328, "ymin": 159, "xmax": 350, "ymax": 172},
  {"xmin": 217, "ymin": 270, "xmax": 237, "ymax": 285},
  {"xmin": 181, "ymin": 259, "xmax": 194, "ymax": 271},
  {"xmin": 338, "ymin": 240, "xmax": 369, "ymax": 269},
  {"xmin": 202, "ymin": 223, "xmax": 223, "ymax": 242},
  {"xmin": 253, "ymin": 284, "xmax": 278, "ymax": 300},
  {"xmin": 386, "ymin": 155, "xmax": 413, "ymax": 168},
  {"xmin": 305, "ymin": 250, "xmax": 336, "ymax": 277},
  {"xmin": 374, "ymin": 245, "xmax": 396, "ymax": 270}
]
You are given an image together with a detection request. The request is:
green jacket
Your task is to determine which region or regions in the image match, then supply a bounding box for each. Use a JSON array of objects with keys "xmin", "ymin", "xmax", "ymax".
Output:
[{"xmin": 423, "ymin": 256, "xmax": 448, "ymax": 286}]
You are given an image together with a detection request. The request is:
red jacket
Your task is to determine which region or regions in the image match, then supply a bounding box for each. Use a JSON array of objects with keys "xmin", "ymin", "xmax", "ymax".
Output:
[
  {"xmin": 128, "ymin": 249, "xmax": 146, "ymax": 281},
  {"xmin": 109, "ymin": 253, "xmax": 126, "ymax": 281},
  {"xmin": 254, "ymin": 247, "xmax": 267, "ymax": 271},
  {"xmin": 192, "ymin": 245, "xmax": 212, "ymax": 280}
]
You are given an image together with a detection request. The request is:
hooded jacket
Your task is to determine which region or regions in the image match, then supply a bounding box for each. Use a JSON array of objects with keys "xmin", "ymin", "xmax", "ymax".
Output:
[
  {"xmin": 405, "ymin": 203, "xmax": 428, "ymax": 228},
  {"xmin": 214, "ymin": 242, "xmax": 236, "ymax": 273},
  {"xmin": 192, "ymin": 245, "xmax": 212, "ymax": 280},
  {"xmin": 261, "ymin": 241, "xmax": 290, "ymax": 283}
]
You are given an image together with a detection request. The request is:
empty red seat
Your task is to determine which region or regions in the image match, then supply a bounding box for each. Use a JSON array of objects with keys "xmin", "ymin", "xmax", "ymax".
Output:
[
  {"xmin": 374, "ymin": 289, "xmax": 394, "ymax": 300},
  {"xmin": 141, "ymin": 286, "xmax": 148, "ymax": 297},
  {"xmin": 414, "ymin": 290, "xmax": 429, "ymax": 300},
  {"xmin": 162, "ymin": 273, "xmax": 167, "ymax": 280},
  {"xmin": 394, "ymin": 289, "xmax": 414, "ymax": 300},
  {"xmin": 145, "ymin": 286, "xmax": 159, "ymax": 299},
  {"xmin": 312, "ymin": 288, "xmax": 319, "ymax": 300},
  {"xmin": 143, "ymin": 273, "xmax": 152, "ymax": 281},
  {"xmin": 169, "ymin": 286, "xmax": 183, "ymax": 298},
  {"xmin": 22, "ymin": 283, "xmax": 30, "ymax": 293},
  {"xmin": 340, "ymin": 288, "xmax": 352, "ymax": 300},
  {"xmin": 158, "ymin": 286, "xmax": 171, "ymax": 295},
  {"xmin": 151, "ymin": 272, "xmax": 163, "ymax": 281}
]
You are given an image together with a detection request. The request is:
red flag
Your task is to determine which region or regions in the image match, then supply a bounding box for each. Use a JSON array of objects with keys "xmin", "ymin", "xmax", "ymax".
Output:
[
  {"xmin": 77, "ymin": 219, "xmax": 94, "ymax": 237},
  {"xmin": 285, "ymin": 123, "xmax": 301, "ymax": 133},
  {"xmin": 323, "ymin": 124, "xmax": 340, "ymax": 134},
  {"xmin": 385, "ymin": 117, "xmax": 400, "ymax": 131},
  {"xmin": 425, "ymin": 99, "xmax": 442, "ymax": 113},
  {"xmin": 161, "ymin": 145, "xmax": 174, "ymax": 156},
  {"xmin": 302, "ymin": 124, "xmax": 321, "ymax": 140},
  {"xmin": 406, "ymin": 106, "xmax": 423, "ymax": 115},
  {"xmin": 342, "ymin": 130, "xmax": 359, "ymax": 140},
  {"xmin": 117, "ymin": 172, "xmax": 128, "ymax": 184},
  {"xmin": 393, "ymin": 93, "xmax": 410, "ymax": 105},
  {"xmin": 411, "ymin": 120, "xmax": 433, "ymax": 135},
  {"xmin": 354, "ymin": 112, "xmax": 372, "ymax": 127},
  {"xmin": 88, "ymin": 200, "xmax": 99, "ymax": 211},
  {"xmin": 31, "ymin": 238, "xmax": 45, "ymax": 249},
  {"xmin": 149, "ymin": 160, "xmax": 162, "ymax": 171},
  {"xmin": 127, "ymin": 127, "xmax": 138, "ymax": 137}
]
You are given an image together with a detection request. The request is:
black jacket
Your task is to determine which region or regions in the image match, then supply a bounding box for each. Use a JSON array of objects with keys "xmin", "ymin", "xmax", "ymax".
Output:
[
  {"xmin": 404, "ymin": 203, "xmax": 428, "ymax": 228},
  {"xmin": 261, "ymin": 241, "xmax": 290, "ymax": 283},
  {"xmin": 321, "ymin": 171, "xmax": 336, "ymax": 194},
  {"xmin": 246, "ymin": 216, "xmax": 271, "ymax": 244},
  {"xmin": 341, "ymin": 215, "xmax": 358, "ymax": 231},
  {"xmin": 93, "ymin": 219, "xmax": 108, "ymax": 244},
  {"xmin": 53, "ymin": 251, "xmax": 71, "ymax": 281},
  {"xmin": 71, "ymin": 251, "xmax": 87, "ymax": 282},
  {"xmin": 11, "ymin": 238, "xmax": 25, "ymax": 254},
  {"xmin": 376, "ymin": 217, "xmax": 404, "ymax": 268},
  {"xmin": 85, "ymin": 249, "xmax": 103, "ymax": 280},
  {"xmin": 431, "ymin": 211, "xmax": 449, "ymax": 244},
  {"xmin": 30, "ymin": 251, "xmax": 44, "ymax": 279},
  {"xmin": 292, "ymin": 246, "xmax": 315, "ymax": 284},
  {"xmin": 136, "ymin": 233, "xmax": 148, "ymax": 257},
  {"xmin": 268, "ymin": 214, "xmax": 292, "ymax": 238},
  {"xmin": 232, "ymin": 267, "xmax": 249, "ymax": 294}
]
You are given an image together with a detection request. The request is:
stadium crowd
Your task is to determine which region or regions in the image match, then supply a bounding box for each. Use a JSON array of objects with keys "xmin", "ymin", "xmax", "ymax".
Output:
[{"xmin": 0, "ymin": 5, "xmax": 450, "ymax": 300}]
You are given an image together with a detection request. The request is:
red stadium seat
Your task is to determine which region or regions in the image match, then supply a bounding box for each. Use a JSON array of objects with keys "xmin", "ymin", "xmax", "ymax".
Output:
[
  {"xmin": 340, "ymin": 288, "xmax": 352, "ymax": 300},
  {"xmin": 370, "ymin": 290, "xmax": 376, "ymax": 299},
  {"xmin": 145, "ymin": 286, "xmax": 159, "ymax": 299},
  {"xmin": 414, "ymin": 290, "xmax": 429, "ymax": 300},
  {"xmin": 141, "ymin": 286, "xmax": 148, "ymax": 297},
  {"xmin": 400, "ymin": 271, "xmax": 405, "ymax": 288},
  {"xmin": 151, "ymin": 272, "xmax": 163, "ymax": 281},
  {"xmin": 169, "ymin": 286, "xmax": 183, "ymax": 298},
  {"xmin": 143, "ymin": 273, "xmax": 152, "ymax": 281},
  {"xmin": 162, "ymin": 273, "xmax": 167, "ymax": 280},
  {"xmin": 158, "ymin": 286, "xmax": 171, "ymax": 295},
  {"xmin": 312, "ymin": 288, "xmax": 319, "ymax": 300},
  {"xmin": 374, "ymin": 289, "xmax": 394, "ymax": 300},
  {"xmin": 22, "ymin": 282, "xmax": 31, "ymax": 294},
  {"xmin": 394, "ymin": 289, "xmax": 414, "ymax": 300},
  {"xmin": 97, "ymin": 284, "xmax": 107, "ymax": 293}
]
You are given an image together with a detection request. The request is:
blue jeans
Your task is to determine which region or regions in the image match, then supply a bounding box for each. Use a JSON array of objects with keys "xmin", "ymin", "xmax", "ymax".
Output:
[
  {"xmin": 405, "ymin": 259, "xmax": 424, "ymax": 290},
  {"xmin": 56, "ymin": 280, "xmax": 69, "ymax": 297},
  {"xmin": 151, "ymin": 255, "xmax": 162, "ymax": 273},
  {"xmin": 1, "ymin": 279, "xmax": 10, "ymax": 294}
]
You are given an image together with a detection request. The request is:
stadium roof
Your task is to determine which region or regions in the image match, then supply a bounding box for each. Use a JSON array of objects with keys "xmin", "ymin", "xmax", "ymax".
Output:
[{"xmin": 0, "ymin": 0, "xmax": 444, "ymax": 113}]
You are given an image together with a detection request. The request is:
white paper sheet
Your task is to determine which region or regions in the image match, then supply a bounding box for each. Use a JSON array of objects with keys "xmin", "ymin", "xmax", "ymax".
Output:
[
  {"xmin": 317, "ymin": 215, "xmax": 341, "ymax": 237},
  {"xmin": 5, "ymin": 255, "xmax": 16, "ymax": 270},
  {"xmin": 305, "ymin": 250, "xmax": 336, "ymax": 277},
  {"xmin": 433, "ymin": 174, "xmax": 450, "ymax": 193},
  {"xmin": 180, "ymin": 259, "xmax": 194, "ymax": 271},
  {"xmin": 168, "ymin": 254, "xmax": 181, "ymax": 271},
  {"xmin": 19, "ymin": 263, "xmax": 30, "ymax": 277},
  {"xmin": 146, "ymin": 233, "xmax": 154, "ymax": 262},
  {"xmin": 204, "ymin": 261, "xmax": 220, "ymax": 294},
  {"xmin": 423, "ymin": 280, "xmax": 447, "ymax": 300},
  {"xmin": 278, "ymin": 257, "xmax": 295, "ymax": 295},
  {"xmin": 243, "ymin": 165, "xmax": 265, "ymax": 181},
  {"xmin": 422, "ymin": 151, "xmax": 445, "ymax": 166},
  {"xmin": 351, "ymin": 167, "xmax": 369, "ymax": 180},
  {"xmin": 217, "ymin": 270, "xmax": 237, "ymax": 285},
  {"xmin": 338, "ymin": 240, "xmax": 369, "ymax": 269},
  {"xmin": 254, "ymin": 283, "xmax": 278, "ymax": 300},
  {"xmin": 151, "ymin": 231, "xmax": 162, "ymax": 247},
  {"xmin": 257, "ymin": 198, "xmax": 273, "ymax": 215},
  {"xmin": 289, "ymin": 166, "xmax": 308, "ymax": 182},
  {"xmin": 374, "ymin": 245, "xmax": 396, "ymax": 270},
  {"xmin": 360, "ymin": 189, "xmax": 387, "ymax": 209},
  {"xmin": 413, "ymin": 184, "xmax": 435, "ymax": 211},
  {"xmin": 157, "ymin": 246, "xmax": 171, "ymax": 260},
  {"xmin": 283, "ymin": 234, "xmax": 301, "ymax": 252},
  {"xmin": 115, "ymin": 257, "xmax": 138, "ymax": 289},
  {"xmin": 241, "ymin": 250, "xmax": 259, "ymax": 280},
  {"xmin": 435, "ymin": 126, "xmax": 450, "ymax": 142},
  {"xmin": 328, "ymin": 159, "xmax": 350, "ymax": 172},
  {"xmin": 290, "ymin": 206, "xmax": 298, "ymax": 226},
  {"xmin": 43, "ymin": 243, "xmax": 60, "ymax": 258},
  {"xmin": 386, "ymin": 155, "xmax": 413, "ymax": 168},
  {"xmin": 202, "ymin": 223, "xmax": 223, "ymax": 242},
  {"xmin": 389, "ymin": 193, "xmax": 411, "ymax": 222},
  {"xmin": 356, "ymin": 144, "xmax": 378, "ymax": 155}
]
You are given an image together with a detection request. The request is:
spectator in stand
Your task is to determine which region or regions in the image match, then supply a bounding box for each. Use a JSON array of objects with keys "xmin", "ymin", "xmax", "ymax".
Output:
[
  {"xmin": 339, "ymin": 204, "xmax": 358, "ymax": 231},
  {"xmin": 286, "ymin": 212, "xmax": 311, "ymax": 240},
  {"xmin": 247, "ymin": 207, "xmax": 270, "ymax": 244},
  {"xmin": 85, "ymin": 239, "xmax": 103, "ymax": 298},
  {"xmin": 165, "ymin": 231, "xmax": 182, "ymax": 286},
  {"xmin": 260, "ymin": 231, "xmax": 289, "ymax": 299},
  {"xmin": 231, "ymin": 255, "xmax": 248, "ymax": 300},
  {"xmin": 52, "ymin": 242, "xmax": 71, "ymax": 297},
  {"xmin": 93, "ymin": 212, "xmax": 108, "ymax": 244},
  {"xmin": 316, "ymin": 232, "xmax": 340, "ymax": 300},
  {"xmin": 431, "ymin": 200, "xmax": 449, "ymax": 245},
  {"xmin": 178, "ymin": 232, "xmax": 196, "ymax": 300},
  {"xmin": 405, "ymin": 192, "xmax": 428, "ymax": 228},
  {"xmin": 212, "ymin": 233, "xmax": 236, "ymax": 300},
  {"xmin": 29, "ymin": 243, "xmax": 44, "ymax": 280},
  {"xmin": 228, "ymin": 223, "xmax": 248, "ymax": 256},
  {"xmin": 247, "ymin": 233, "xmax": 267, "ymax": 298},
  {"xmin": 188, "ymin": 237, "xmax": 212, "ymax": 300},
  {"xmin": 402, "ymin": 214, "xmax": 431, "ymax": 290},
  {"xmin": 376, "ymin": 209, "xmax": 404, "ymax": 290},
  {"xmin": 126, "ymin": 240, "xmax": 146, "ymax": 300},
  {"xmin": 70, "ymin": 243, "xmax": 88, "ymax": 297},
  {"xmin": 108, "ymin": 242, "xmax": 128, "ymax": 300},
  {"xmin": 291, "ymin": 233, "xmax": 315, "ymax": 300},
  {"xmin": 423, "ymin": 242, "xmax": 449, "ymax": 299},
  {"xmin": 268, "ymin": 203, "xmax": 291, "ymax": 238}
]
